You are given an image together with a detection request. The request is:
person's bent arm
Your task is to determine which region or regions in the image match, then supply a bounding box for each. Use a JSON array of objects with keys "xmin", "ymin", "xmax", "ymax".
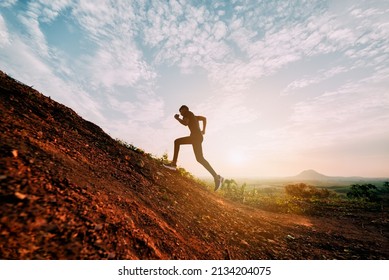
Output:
[
  {"xmin": 175, "ymin": 114, "xmax": 189, "ymax": 126},
  {"xmin": 197, "ymin": 116, "xmax": 207, "ymax": 134}
]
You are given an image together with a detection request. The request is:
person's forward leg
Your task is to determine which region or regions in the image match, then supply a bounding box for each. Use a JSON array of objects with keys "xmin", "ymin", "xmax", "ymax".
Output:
[
  {"xmin": 164, "ymin": 136, "xmax": 193, "ymax": 170},
  {"xmin": 172, "ymin": 136, "xmax": 193, "ymax": 165}
]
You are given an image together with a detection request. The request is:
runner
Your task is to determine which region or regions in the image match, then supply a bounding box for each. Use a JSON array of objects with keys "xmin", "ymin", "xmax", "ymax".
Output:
[{"xmin": 163, "ymin": 105, "xmax": 224, "ymax": 191}]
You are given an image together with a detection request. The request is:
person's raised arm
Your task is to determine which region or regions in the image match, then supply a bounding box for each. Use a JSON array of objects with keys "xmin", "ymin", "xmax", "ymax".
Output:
[
  {"xmin": 175, "ymin": 114, "xmax": 189, "ymax": 126},
  {"xmin": 196, "ymin": 116, "xmax": 207, "ymax": 135}
]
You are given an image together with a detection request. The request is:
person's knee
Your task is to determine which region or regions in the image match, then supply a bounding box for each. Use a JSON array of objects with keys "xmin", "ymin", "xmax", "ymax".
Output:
[{"xmin": 196, "ymin": 155, "xmax": 206, "ymax": 164}]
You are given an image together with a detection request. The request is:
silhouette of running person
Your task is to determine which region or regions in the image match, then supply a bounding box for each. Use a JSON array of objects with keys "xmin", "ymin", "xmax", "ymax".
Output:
[{"xmin": 164, "ymin": 105, "xmax": 224, "ymax": 191}]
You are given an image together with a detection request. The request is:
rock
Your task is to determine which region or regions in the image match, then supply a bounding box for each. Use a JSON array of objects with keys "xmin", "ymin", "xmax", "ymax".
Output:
[
  {"xmin": 240, "ymin": 239, "xmax": 249, "ymax": 246},
  {"xmin": 286, "ymin": 234, "xmax": 295, "ymax": 240},
  {"xmin": 14, "ymin": 192, "xmax": 27, "ymax": 200},
  {"xmin": 33, "ymin": 217, "xmax": 47, "ymax": 228},
  {"xmin": 94, "ymin": 224, "xmax": 103, "ymax": 231},
  {"xmin": 136, "ymin": 159, "xmax": 145, "ymax": 168}
]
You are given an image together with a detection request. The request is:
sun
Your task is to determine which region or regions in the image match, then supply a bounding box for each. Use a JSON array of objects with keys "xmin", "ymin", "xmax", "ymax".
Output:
[{"xmin": 228, "ymin": 150, "xmax": 247, "ymax": 165}]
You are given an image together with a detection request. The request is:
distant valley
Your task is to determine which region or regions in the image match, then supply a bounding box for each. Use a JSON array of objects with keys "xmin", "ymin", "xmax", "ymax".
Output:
[{"xmin": 231, "ymin": 169, "xmax": 389, "ymax": 190}]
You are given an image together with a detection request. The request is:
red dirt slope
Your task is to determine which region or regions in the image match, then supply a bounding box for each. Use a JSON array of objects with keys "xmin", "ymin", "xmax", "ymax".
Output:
[{"xmin": 1, "ymin": 70, "xmax": 388, "ymax": 259}]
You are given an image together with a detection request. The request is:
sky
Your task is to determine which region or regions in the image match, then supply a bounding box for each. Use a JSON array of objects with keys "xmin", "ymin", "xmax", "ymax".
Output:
[{"xmin": 1, "ymin": 0, "xmax": 388, "ymax": 178}]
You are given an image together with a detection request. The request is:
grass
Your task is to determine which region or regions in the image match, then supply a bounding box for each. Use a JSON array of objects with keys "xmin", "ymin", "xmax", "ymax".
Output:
[{"xmin": 218, "ymin": 181, "xmax": 389, "ymax": 216}]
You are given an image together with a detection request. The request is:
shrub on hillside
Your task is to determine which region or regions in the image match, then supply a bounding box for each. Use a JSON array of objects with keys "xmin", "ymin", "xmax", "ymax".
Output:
[
  {"xmin": 347, "ymin": 184, "xmax": 378, "ymax": 201},
  {"xmin": 285, "ymin": 183, "xmax": 332, "ymax": 199},
  {"xmin": 220, "ymin": 179, "xmax": 246, "ymax": 202}
]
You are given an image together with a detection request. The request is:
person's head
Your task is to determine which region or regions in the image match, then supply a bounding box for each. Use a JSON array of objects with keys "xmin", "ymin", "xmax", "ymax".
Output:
[{"xmin": 179, "ymin": 105, "xmax": 189, "ymax": 116}]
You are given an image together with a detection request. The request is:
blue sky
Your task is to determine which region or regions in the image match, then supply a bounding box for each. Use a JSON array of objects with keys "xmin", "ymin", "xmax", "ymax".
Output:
[{"xmin": 1, "ymin": 0, "xmax": 388, "ymax": 178}]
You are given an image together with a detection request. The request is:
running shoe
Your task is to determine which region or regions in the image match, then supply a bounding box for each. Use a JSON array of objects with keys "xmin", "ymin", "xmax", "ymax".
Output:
[
  {"xmin": 214, "ymin": 175, "xmax": 224, "ymax": 191},
  {"xmin": 163, "ymin": 163, "xmax": 177, "ymax": 171}
]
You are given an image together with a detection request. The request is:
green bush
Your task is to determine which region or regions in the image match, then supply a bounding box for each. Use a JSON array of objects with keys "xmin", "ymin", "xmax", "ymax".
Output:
[
  {"xmin": 219, "ymin": 179, "xmax": 246, "ymax": 203},
  {"xmin": 347, "ymin": 184, "xmax": 378, "ymax": 201}
]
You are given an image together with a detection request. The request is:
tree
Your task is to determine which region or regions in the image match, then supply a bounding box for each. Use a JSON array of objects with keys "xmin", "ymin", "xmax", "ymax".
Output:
[{"xmin": 347, "ymin": 184, "xmax": 378, "ymax": 201}]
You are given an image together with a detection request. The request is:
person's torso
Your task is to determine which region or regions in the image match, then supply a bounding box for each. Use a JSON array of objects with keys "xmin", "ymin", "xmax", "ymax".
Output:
[{"xmin": 186, "ymin": 111, "xmax": 202, "ymax": 136}]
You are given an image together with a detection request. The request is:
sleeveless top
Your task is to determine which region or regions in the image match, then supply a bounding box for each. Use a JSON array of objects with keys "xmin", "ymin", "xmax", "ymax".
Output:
[{"xmin": 185, "ymin": 111, "xmax": 202, "ymax": 137}]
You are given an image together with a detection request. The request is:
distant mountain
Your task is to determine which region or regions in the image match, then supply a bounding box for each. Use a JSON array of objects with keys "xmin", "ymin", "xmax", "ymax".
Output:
[
  {"xmin": 285, "ymin": 169, "xmax": 387, "ymax": 183},
  {"xmin": 293, "ymin": 169, "xmax": 330, "ymax": 181}
]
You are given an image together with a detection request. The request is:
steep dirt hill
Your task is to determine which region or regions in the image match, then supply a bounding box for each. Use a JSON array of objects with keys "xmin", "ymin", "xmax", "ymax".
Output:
[{"xmin": 1, "ymin": 70, "xmax": 388, "ymax": 259}]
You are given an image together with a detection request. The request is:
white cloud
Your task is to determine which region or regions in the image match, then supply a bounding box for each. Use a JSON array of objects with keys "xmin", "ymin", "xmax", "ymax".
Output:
[
  {"xmin": 118, "ymin": 1, "xmax": 375, "ymax": 95},
  {"xmin": 17, "ymin": 2, "xmax": 50, "ymax": 57},
  {"xmin": 277, "ymin": 2, "xmax": 389, "ymax": 96},
  {"xmin": 34, "ymin": 0, "xmax": 73, "ymax": 22},
  {"xmin": 282, "ymin": 66, "xmax": 349, "ymax": 95},
  {"xmin": 285, "ymin": 72, "xmax": 389, "ymax": 151},
  {"xmin": 107, "ymin": 93, "xmax": 164, "ymax": 124},
  {"xmin": 67, "ymin": 0, "xmax": 157, "ymax": 90},
  {"xmin": 84, "ymin": 42, "xmax": 155, "ymax": 89},
  {"xmin": 213, "ymin": 21, "xmax": 227, "ymax": 41},
  {"xmin": 194, "ymin": 91, "xmax": 260, "ymax": 136},
  {"xmin": 0, "ymin": 15, "xmax": 10, "ymax": 46},
  {"xmin": 142, "ymin": 2, "xmax": 234, "ymax": 79},
  {"xmin": 0, "ymin": 0, "xmax": 17, "ymax": 8}
]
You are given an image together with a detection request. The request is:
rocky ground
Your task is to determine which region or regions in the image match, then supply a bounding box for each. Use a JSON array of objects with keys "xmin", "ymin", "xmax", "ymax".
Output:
[{"xmin": 1, "ymin": 70, "xmax": 388, "ymax": 259}]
